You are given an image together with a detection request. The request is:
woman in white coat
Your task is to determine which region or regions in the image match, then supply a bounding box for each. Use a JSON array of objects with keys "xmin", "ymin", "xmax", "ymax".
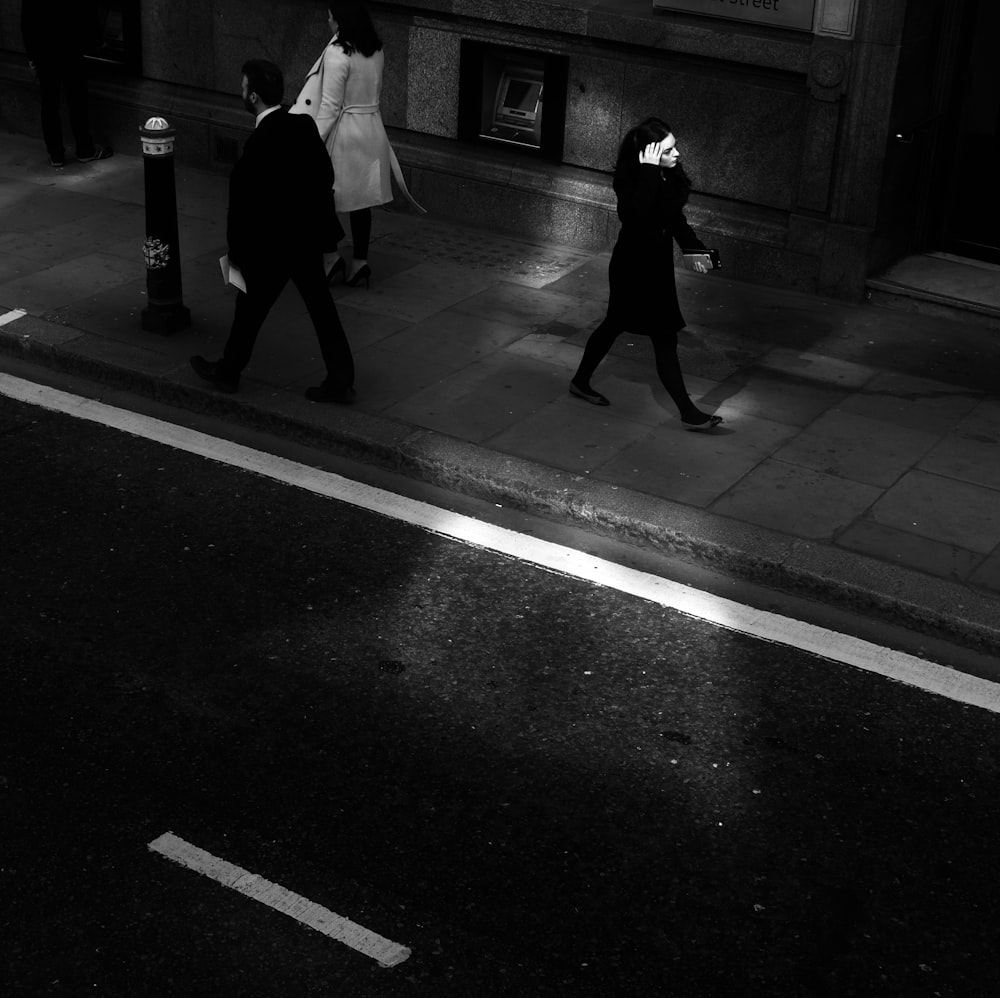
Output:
[{"xmin": 292, "ymin": 0, "xmax": 420, "ymax": 288}]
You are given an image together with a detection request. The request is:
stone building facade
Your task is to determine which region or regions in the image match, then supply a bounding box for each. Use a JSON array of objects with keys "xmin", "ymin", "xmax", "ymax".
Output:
[{"xmin": 1, "ymin": 1, "xmax": 994, "ymax": 301}]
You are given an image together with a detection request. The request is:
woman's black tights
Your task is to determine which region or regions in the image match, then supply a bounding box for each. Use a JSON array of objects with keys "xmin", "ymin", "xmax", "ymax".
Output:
[
  {"xmin": 573, "ymin": 318, "xmax": 698, "ymax": 418},
  {"xmin": 349, "ymin": 208, "xmax": 372, "ymax": 260}
]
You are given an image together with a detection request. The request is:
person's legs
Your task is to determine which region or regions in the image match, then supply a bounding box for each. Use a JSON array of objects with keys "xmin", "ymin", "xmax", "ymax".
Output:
[
  {"xmin": 345, "ymin": 208, "xmax": 373, "ymax": 285},
  {"xmin": 64, "ymin": 55, "xmax": 96, "ymax": 159},
  {"xmin": 220, "ymin": 271, "xmax": 287, "ymax": 379},
  {"xmin": 292, "ymin": 255, "xmax": 355, "ymax": 392},
  {"xmin": 34, "ymin": 60, "xmax": 66, "ymax": 164},
  {"xmin": 323, "ymin": 250, "xmax": 346, "ymax": 283},
  {"xmin": 349, "ymin": 208, "xmax": 372, "ymax": 262},
  {"xmin": 650, "ymin": 333, "xmax": 720, "ymax": 426},
  {"xmin": 321, "ymin": 192, "xmax": 346, "ymax": 281},
  {"xmin": 570, "ymin": 316, "xmax": 621, "ymax": 403}
]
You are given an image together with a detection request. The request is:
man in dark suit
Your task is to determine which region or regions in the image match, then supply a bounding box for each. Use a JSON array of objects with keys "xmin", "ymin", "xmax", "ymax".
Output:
[{"xmin": 191, "ymin": 59, "xmax": 355, "ymax": 403}]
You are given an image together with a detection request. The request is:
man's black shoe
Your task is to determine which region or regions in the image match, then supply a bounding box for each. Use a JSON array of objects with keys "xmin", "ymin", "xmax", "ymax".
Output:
[
  {"xmin": 305, "ymin": 383, "xmax": 356, "ymax": 404},
  {"xmin": 190, "ymin": 355, "xmax": 239, "ymax": 393}
]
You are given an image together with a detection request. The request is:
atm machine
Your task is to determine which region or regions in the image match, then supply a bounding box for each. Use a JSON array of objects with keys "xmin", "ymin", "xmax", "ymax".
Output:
[
  {"xmin": 459, "ymin": 42, "xmax": 566, "ymax": 159},
  {"xmin": 484, "ymin": 65, "xmax": 544, "ymax": 149}
]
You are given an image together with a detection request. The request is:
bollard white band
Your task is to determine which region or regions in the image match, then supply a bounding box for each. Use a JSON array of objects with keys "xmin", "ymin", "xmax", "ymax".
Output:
[{"xmin": 149, "ymin": 832, "xmax": 411, "ymax": 968}]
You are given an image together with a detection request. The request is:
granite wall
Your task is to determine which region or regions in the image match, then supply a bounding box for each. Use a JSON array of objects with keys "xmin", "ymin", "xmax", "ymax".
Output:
[{"xmin": 0, "ymin": 0, "xmax": 914, "ymax": 299}]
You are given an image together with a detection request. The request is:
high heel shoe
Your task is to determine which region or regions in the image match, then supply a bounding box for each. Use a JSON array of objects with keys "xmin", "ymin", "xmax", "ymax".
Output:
[
  {"xmin": 346, "ymin": 263, "xmax": 371, "ymax": 288},
  {"xmin": 326, "ymin": 257, "xmax": 346, "ymax": 285}
]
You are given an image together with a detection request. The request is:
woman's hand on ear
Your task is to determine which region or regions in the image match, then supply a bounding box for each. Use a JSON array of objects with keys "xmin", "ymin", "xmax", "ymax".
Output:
[{"xmin": 638, "ymin": 140, "xmax": 663, "ymax": 165}]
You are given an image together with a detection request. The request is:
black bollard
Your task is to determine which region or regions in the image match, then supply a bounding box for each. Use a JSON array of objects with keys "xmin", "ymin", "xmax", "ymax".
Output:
[{"xmin": 140, "ymin": 116, "xmax": 191, "ymax": 333}]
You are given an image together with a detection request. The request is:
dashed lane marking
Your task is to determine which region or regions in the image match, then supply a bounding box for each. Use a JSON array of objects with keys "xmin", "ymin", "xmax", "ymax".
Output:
[
  {"xmin": 148, "ymin": 832, "xmax": 411, "ymax": 968},
  {"xmin": 3, "ymin": 371, "xmax": 999, "ymax": 715},
  {"xmin": 0, "ymin": 308, "xmax": 27, "ymax": 327}
]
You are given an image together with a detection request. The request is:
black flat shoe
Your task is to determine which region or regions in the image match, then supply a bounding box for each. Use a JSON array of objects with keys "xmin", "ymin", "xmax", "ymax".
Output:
[
  {"xmin": 326, "ymin": 257, "xmax": 346, "ymax": 285},
  {"xmin": 569, "ymin": 381, "xmax": 610, "ymax": 406},
  {"xmin": 190, "ymin": 355, "xmax": 239, "ymax": 393},
  {"xmin": 346, "ymin": 263, "xmax": 371, "ymax": 288},
  {"xmin": 682, "ymin": 412, "xmax": 723, "ymax": 431},
  {"xmin": 78, "ymin": 145, "xmax": 113, "ymax": 162},
  {"xmin": 305, "ymin": 383, "xmax": 356, "ymax": 404}
]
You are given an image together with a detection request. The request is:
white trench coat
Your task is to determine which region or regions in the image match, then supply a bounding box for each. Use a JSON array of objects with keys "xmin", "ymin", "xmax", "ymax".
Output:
[{"xmin": 291, "ymin": 39, "xmax": 423, "ymax": 214}]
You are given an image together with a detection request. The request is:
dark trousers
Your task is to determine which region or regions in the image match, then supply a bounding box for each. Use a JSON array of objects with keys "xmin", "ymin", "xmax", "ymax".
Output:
[
  {"xmin": 34, "ymin": 55, "xmax": 95, "ymax": 160},
  {"xmin": 574, "ymin": 317, "xmax": 696, "ymax": 417},
  {"xmin": 222, "ymin": 253, "xmax": 354, "ymax": 390}
]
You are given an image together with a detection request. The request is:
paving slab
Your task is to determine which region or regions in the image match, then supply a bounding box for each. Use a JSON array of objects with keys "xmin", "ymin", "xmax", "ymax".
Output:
[
  {"xmin": 770, "ymin": 408, "xmax": 942, "ymax": 488},
  {"xmin": 451, "ymin": 282, "xmax": 583, "ymax": 329},
  {"xmin": 836, "ymin": 520, "xmax": 984, "ymax": 584},
  {"xmin": 871, "ymin": 471, "xmax": 1000, "ymax": 555},
  {"xmin": 0, "ymin": 203, "xmax": 143, "ymax": 263},
  {"xmin": 490, "ymin": 400, "xmax": 653, "ymax": 475},
  {"xmin": 710, "ymin": 459, "xmax": 883, "ymax": 540},
  {"xmin": 917, "ymin": 399, "xmax": 1000, "ymax": 491},
  {"xmin": 383, "ymin": 358, "xmax": 542, "ymax": 443},
  {"xmin": 505, "ymin": 331, "xmax": 584, "ymax": 370},
  {"xmin": 344, "ymin": 260, "xmax": 496, "ymax": 323},
  {"xmin": 701, "ymin": 368, "xmax": 848, "ymax": 427},
  {"xmin": 351, "ymin": 344, "xmax": 467, "ymax": 412},
  {"xmin": 969, "ymin": 551, "xmax": 1000, "ymax": 595},
  {"xmin": 375, "ymin": 213, "xmax": 593, "ymax": 287},
  {"xmin": 545, "ymin": 256, "xmax": 614, "ymax": 302},
  {"xmin": 0, "ymin": 251, "xmax": 49, "ymax": 284},
  {"xmin": 2, "ymin": 252, "xmax": 139, "ymax": 315},
  {"xmin": 575, "ymin": 374, "xmax": 684, "ymax": 428},
  {"xmin": 601, "ymin": 414, "xmax": 798, "ymax": 508},
  {"xmin": 757, "ymin": 348, "xmax": 878, "ymax": 389},
  {"xmin": 1, "ymin": 186, "xmax": 113, "ymax": 231},
  {"xmin": 43, "ymin": 277, "xmax": 149, "ymax": 340},
  {"xmin": 379, "ymin": 309, "xmax": 526, "ymax": 368}
]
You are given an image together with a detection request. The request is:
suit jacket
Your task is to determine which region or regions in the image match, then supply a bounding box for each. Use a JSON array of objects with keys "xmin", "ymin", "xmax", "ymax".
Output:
[{"xmin": 227, "ymin": 106, "xmax": 343, "ymax": 273}]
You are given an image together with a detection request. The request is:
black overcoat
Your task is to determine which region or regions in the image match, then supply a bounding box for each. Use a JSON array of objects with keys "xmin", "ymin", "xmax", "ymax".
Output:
[
  {"xmin": 606, "ymin": 164, "xmax": 706, "ymax": 338},
  {"xmin": 20, "ymin": 0, "xmax": 99, "ymax": 60},
  {"xmin": 227, "ymin": 107, "xmax": 344, "ymax": 275}
]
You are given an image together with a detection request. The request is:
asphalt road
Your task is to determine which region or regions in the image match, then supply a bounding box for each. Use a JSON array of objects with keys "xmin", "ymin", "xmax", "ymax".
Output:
[{"xmin": 2, "ymin": 389, "xmax": 999, "ymax": 998}]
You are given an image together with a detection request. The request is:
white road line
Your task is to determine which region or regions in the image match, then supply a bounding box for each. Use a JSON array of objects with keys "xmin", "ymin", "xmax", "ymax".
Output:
[
  {"xmin": 0, "ymin": 308, "xmax": 27, "ymax": 327},
  {"xmin": 148, "ymin": 832, "xmax": 411, "ymax": 968},
  {"xmin": 4, "ymin": 371, "xmax": 999, "ymax": 714}
]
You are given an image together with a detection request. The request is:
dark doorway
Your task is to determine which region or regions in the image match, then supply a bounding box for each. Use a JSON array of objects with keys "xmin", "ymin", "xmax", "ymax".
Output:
[
  {"xmin": 873, "ymin": 0, "xmax": 1000, "ymax": 272},
  {"xmin": 934, "ymin": 0, "xmax": 1000, "ymax": 262},
  {"xmin": 871, "ymin": 0, "xmax": 954, "ymax": 273}
]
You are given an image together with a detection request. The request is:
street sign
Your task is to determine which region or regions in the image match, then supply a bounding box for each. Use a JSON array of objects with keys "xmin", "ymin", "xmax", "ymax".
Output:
[{"xmin": 652, "ymin": 0, "xmax": 816, "ymax": 32}]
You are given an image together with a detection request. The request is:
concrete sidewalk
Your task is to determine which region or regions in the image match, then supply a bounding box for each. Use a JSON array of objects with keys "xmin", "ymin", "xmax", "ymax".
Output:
[{"xmin": 2, "ymin": 133, "xmax": 1000, "ymax": 654}]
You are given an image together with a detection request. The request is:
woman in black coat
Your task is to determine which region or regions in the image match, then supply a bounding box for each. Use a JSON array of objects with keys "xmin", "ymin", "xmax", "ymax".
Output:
[{"xmin": 570, "ymin": 117, "xmax": 722, "ymax": 429}]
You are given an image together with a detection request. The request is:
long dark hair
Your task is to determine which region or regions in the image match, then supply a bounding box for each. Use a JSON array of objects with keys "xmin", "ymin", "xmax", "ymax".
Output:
[
  {"xmin": 328, "ymin": 1, "xmax": 382, "ymax": 57},
  {"xmin": 613, "ymin": 116, "xmax": 692, "ymax": 207}
]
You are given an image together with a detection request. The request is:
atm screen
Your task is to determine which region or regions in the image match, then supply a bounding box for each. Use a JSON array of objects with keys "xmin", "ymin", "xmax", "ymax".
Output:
[{"xmin": 503, "ymin": 79, "xmax": 542, "ymax": 113}]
